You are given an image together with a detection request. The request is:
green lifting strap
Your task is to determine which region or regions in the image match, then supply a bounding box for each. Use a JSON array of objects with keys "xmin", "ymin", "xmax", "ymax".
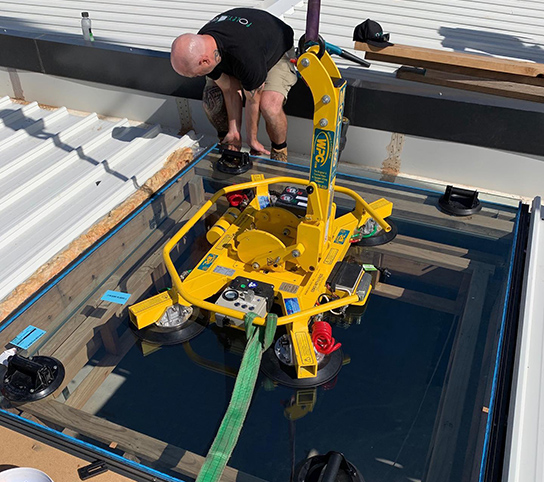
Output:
[{"xmin": 196, "ymin": 312, "xmax": 278, "ymax": 482}]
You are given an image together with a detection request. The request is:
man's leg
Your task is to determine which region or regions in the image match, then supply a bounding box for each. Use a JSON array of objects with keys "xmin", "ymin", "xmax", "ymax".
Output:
[
  {"xmin": 202, "ymin": 77, "xmax": 229, "ymax": 142},
  {"xmin": 262, "ymin": 52, "xmax": 298, "ymax": 162},
  {"xmin": 260, "ymin": 90, "xmax": 288, "ymax": 142}
]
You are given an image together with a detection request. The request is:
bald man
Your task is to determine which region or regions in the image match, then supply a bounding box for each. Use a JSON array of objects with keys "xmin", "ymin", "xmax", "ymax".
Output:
[{"xmin": 171, "ymin": 8, "xmax": 297, "ymax": 162}]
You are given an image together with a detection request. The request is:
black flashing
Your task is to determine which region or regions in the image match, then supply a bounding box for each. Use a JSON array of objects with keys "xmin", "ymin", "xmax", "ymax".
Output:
[
  {"xmin": 0, "ymin": 33, "xmax": 42, "ymax": 72},
  {"xmin": 1, "ymin": 30, "xmax": 544, "ymax": 156}
]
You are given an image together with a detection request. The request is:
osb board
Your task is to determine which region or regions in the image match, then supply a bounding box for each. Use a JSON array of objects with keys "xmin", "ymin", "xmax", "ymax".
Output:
[{"xmin": 0, "ymin": 425, "xmax": 133, "ymax": 482}]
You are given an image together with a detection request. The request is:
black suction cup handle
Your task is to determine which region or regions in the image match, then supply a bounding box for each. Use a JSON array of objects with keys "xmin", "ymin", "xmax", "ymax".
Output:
[
  {"xmin": 321, "ymin": 452, "xmax": 345, "ymax": 482},
  {"xmin": 9, "ymin": 354, "xmax": 44, "ymax": 375},
  {"xmin": 339, "ymin": 50, "xmax": 371, "ymax": 68},
  {"xmin": 438, "ymin": 185, "xmax": 482, "ymax": 216}
]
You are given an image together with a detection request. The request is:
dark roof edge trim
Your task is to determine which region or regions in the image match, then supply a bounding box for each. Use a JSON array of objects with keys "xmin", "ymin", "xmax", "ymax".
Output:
[{"xmin": 1, "ymin": 31, "xmax": 543, "ymax": 156}]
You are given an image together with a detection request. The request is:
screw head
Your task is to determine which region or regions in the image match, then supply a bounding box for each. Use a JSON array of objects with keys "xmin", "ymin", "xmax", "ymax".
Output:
[
  {"xmin": 252, "ymin": 262, "xmax": 260, "ymax": 270},
  {"xmin": 301, "ymin": 58, "xmax": 310, "ymax": 67},
  {"xmin": 283, "ymin": 228, "xmax": 290, "ymax": 236},
  {"xmin": 292, "ymin": 250, "xmax": 301, "ymax": 258},
  {"xmin": 322, "ymin": 95, "xmax": 331, "ymax": 104},
  {"xmin": 319, "ymin": 118, "xmax": 328, "ymax": 127}
]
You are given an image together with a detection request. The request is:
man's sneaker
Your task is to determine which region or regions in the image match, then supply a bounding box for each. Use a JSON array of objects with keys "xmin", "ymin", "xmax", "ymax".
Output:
[{"xmin": 270, "ymin": 147, "xmax": 288, "ymax": 162}]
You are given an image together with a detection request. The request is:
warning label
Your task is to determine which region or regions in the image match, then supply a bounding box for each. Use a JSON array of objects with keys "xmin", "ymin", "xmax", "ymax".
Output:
[
  {"xmin": 324, "ymin": 248, "xmax": 338, "ymax": 265},
  {"xmin": 279, "ymin": 282, "xmax": 299, "ymax": 294},
  {"xmin": 295, "ymin": 332, "xmax": 314, "ymax": 365}
]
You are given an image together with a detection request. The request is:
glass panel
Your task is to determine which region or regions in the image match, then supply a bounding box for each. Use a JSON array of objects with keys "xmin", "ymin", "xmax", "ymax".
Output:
[{"xmin": 0, "ymin": 150, "xmax": 520, "ymax": 482}]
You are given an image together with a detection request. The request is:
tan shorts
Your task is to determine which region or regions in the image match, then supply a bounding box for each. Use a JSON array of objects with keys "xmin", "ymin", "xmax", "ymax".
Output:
[
  {"xmin": 205, "ymin": 49, "xmax": 298, "ymax": 100},
  {"xmin": 264, "ymin": 49, "xmax": 298, "ymax": 100}
]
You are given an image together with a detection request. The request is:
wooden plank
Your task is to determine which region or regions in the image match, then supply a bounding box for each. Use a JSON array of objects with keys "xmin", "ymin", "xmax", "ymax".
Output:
[
  {"xmin": 65, "ymin": 328, "xmax": 136, "ymax": 410},
  {"xmin": 27, "ymin": 275, "xmax": 122, "ymax": 359},
  {"xmin": 100, "ymin": 318, "xmax": 122, "ymax": 355},
  {"xmin": 189, "ymin": 175, "xmax": 205, "ymax": 206},
  {"xmin": 47, "ymin": 203, "xmax": 199, "ymax": 396},
  {"xmin": 150, "ymin": 262, "xmax": 169, "ymax": 293},
  {"xmin": 424, "ymin": 268, "xmax": 490, "ymax": 481},
  {"xmin": 358, "ymin": 245, "xmax": 467, "ymax": 290},
  {"xmin": 23, "ymin": 399, "xmax": 267, "ymax": 482},
  {"xmin": 53, "ymin": 335, "xmax": 102, "ymax": 400},
  {"xmin": 52, "ymin": 335, "xmax": 103, "ymax": 400},
  {"xmin": 365, "ymin": 239, "xmax": 495, "ymax": 273},
  {"xmin": 397, "ymin": 66, "xmax": 544, "ymax": 103},
  {"xmin": 355, "ymin": 42, "xmax": 544, "ymax": 80},
  {"xmin": 373, "ymin": 282, "xmax": 457, "ymax": 314},
  {"xmin": 391, "ymin": 234, "xmax": 502, "ymax": 266}
]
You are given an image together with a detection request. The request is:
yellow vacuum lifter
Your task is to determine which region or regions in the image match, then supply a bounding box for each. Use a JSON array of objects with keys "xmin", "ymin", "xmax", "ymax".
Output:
[{"xmin": 129, "ymin": 43, "xmax": 394, "ymax": 387}]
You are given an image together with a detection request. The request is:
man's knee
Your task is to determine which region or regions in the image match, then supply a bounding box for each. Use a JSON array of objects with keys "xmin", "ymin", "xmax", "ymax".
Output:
[{"xmin": 260, "ymin": 91, "xmax": 285, "ymax": 118}]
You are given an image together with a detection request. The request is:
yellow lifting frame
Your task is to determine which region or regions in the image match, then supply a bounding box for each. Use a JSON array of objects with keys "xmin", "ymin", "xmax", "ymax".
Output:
[{"xmin": 162, "ymin": 176, "xmax": 389, "ymax": 327}]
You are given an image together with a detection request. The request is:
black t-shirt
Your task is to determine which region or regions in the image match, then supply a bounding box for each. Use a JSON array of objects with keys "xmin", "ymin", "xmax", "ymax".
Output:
[{"xmin": 198, "ymin": 8, "xmax": 294, "ymax": 91}]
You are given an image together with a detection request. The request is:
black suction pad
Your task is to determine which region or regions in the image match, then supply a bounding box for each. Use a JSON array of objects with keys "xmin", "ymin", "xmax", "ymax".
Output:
[
  {"xmin": 296, "ymin": 451, "xmax": 364, "ymax": 482},
  {"xmin": 261, "ymin": 344, "xmax": 343, "ymax": 389},
  {"xmin": 438, "ymin": 185, "xmax": 482, "ymax": 216},
  {"xmin": 130, "ymin": 308, "xmax": 208, "ymax": 346},
  {"xmin": 2, "ymin": 354, "xmax": 65, "ymax": 402},
  {"xmin": 353, "ymin": 219, "xmax": 398, "ymax": 247},
  {"xmin": 215, "ymin": 147, "xmax": 253, "ymax": 175}
]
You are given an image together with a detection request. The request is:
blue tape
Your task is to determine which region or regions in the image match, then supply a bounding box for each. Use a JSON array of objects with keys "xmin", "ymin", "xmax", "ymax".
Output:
[
  {"xmin": 101, "ymin": 290, "xmax": 131, "ymax": 305},
  {"xmin": 10, "ymin": 325, "xmax": 46, "ymax": 349}
]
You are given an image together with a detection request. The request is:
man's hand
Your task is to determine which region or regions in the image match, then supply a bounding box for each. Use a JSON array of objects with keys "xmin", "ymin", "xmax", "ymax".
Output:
[
  {"xmin": 222, "ymin": 130, "xmax": 242, "ymax": 151},
  {"xmin": 248, "ymin": 140, "xmax": 270, "ymax": 156}
]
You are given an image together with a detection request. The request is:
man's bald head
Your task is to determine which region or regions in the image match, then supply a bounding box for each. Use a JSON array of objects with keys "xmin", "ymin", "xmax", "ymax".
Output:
[{"xmin": 171, "ymin": 33, "xmax": 219, "ymax": 78}]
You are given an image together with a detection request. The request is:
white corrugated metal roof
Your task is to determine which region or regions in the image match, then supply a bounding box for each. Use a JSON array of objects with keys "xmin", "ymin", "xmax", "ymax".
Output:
[
  {"xmin": 0, "ymin": 96, "xmax": 194, "ymax": 302},
  {"xmin": 1, "ymin": 0, "xmax": 543, "ymax": 72},
  {"xmin": 282, "ymin": 0, "xmax": 544, "ymax": 72},
  {"xmin": 0, "ymin": 0, "xmax": 266, "ymax": 51}
]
